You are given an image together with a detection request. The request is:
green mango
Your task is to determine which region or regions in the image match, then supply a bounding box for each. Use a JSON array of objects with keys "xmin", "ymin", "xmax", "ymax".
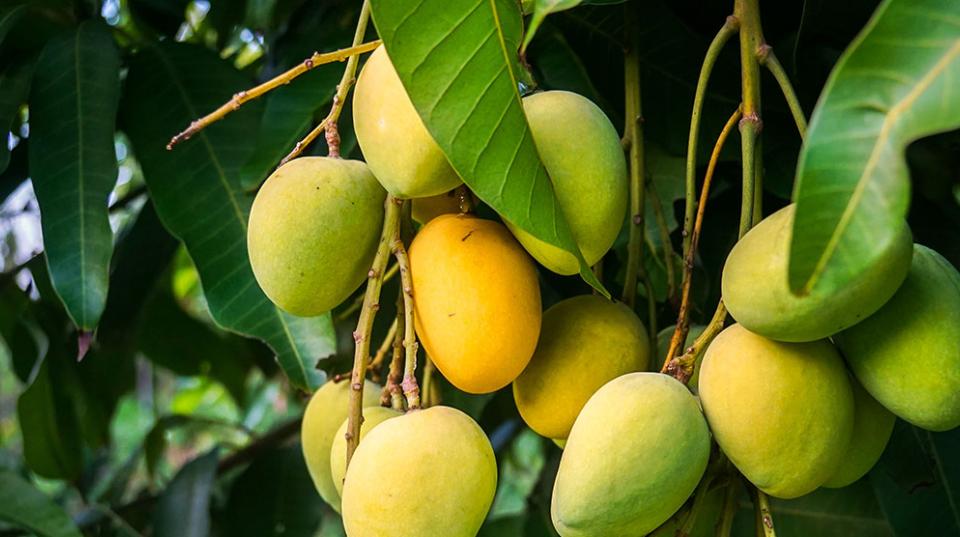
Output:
[
  {"xmin": 342, "ymin": 406, "xmax": 497, "ymax": 536},
  {"xmin": 507, "ymin": 90, "xmax": 627, "ymax": 275},
  {"xmin": 247, "ymin": 157, "xmax": 385, "ymax": 316},
  {"xmin": 552, "ymin": 373, "xmax": 710, "ymax": 536},
  {"xmin": 721, "ymin": 204, "xmax": 912, "ymax": 342},
  {"xmin": 823, "ymin": 377, "xmax": 895, "ymax": 488},
  {"xmin": 699, "ymin": 324, "xmax": 854, "ymax": 498},
  {"xmin": 836, "ymin": 244, "xmax": 960, "ymax": 431},
  {"xmin": 353, "ymin": 46, "xmax": 461, "ymax": 198}
]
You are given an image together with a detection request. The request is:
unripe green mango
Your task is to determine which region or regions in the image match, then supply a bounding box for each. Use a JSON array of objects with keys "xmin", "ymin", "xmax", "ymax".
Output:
[
  {"xmin": 330, "ymin": 406, "xmax": 402, "ymax": 497},
  {"xmin": 507, "ymin": 91, "xmax": 627, "ymax": 275},
  {"xmin": 248, "ymin": 157, "xmax": 385, "ymax": 316},
  {"xmin": 342, "ymin": 406, "xmax": 497, "ymax": 536},
  {"xmin": 699, "ymin": 324, "xmax": 854, "ymax": 498},
  {"xmin": 836, "ymin": 244, "xmax": 960, "ymax": 431},
  {"xmin": 353, "ymin": 46, "xmax": 461, "ymax": 198},
  {"xmin": 823, "ymin": 377, "xmax": 895, "ymax": 488},
  {"xmin": 721, "ymin": 204, "xmax": 912, "ymax": 342},
  {"xmin": 657, "ymin": 324, "xmax": 707, "ymax": 388},
  {"xmin": 514, "ymin": 295, "xmax": 649, "ymax": 440},
  {"xmin": 301, "ymin": 380, "xmax": 380, "ymax": 512},
  {"xmin": 552, "ymin": 373, "xmax": 710, "ymax": 536}
]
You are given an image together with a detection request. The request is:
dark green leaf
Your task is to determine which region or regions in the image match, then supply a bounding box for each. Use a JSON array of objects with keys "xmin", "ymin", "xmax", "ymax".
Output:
[
  {"xmin": 0, "ymin": 470, "xmax": 82, "ymax": 537},
  {"xmin": 16, "ymin": 360, "xmax": 83, "ymax": 480},
  {"xmin": 29, "ymin": 20, "xmax": 121, "ymax": 330},
  {"xmin": 369, "ymin": 0, "xmax": 604, "ymax": 295},
  {"xmin": 527, "ymin": 24, "xmax": 607, "ymax": 112},
  {"xmin": 128, "ymin": 0, "xmax": 190, "ymax": 37},
  {"xmin": 153, "ymin": 449, "xmax": 219, "ymax": 537},
  {"xmin": 790, "ymin": 0, "xmax": 960, "ymax": 294},
  {"xmin": 741, "ymin": 481, "xmax": 894, "ymax": 536},
  {"xmin": 121, "ymin": 42, "xmax": 335, "ymax": 391},
  {"xmin": 220, "ymin": 444, "xmax": 323, "ymax": 537},
  {"xmin": 0, "ymin": 61, "xmax": 32, "ymax": 175}
]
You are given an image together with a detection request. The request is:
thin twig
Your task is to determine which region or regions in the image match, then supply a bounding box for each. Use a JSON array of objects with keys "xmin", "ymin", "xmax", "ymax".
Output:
[
  {"xmin": 345, "ymin": 195, "xmax": 401, "ymax": 467},
  {"xmin": 334, "ymin": 263, "xmax": 398, "ymax": 324},
  {"xmin": 621, "ymin": 2, "xmax": 647, "ymax": 309},
  {"xmin": 166, "ymin": 40, "xmax": 380, "ymax": 150},
  {"xmin": 645, "ymin": 180, "xmax": 678, "ymax": 305},
  {"xmin": 390, "ymin": 205, "xmax": 420, "ymax": 410},
  {"xmin": 758, "ymin": 45, "xmax": 807, "ymax": 138},
  {"xmin": 662, "ymin": 106, "xmax": 742, "ymax": 380},
  {"xmin": 421, "ymin": 356, "xmax": 438, "ymax": 408},
  {"xmin": 279, "ymin": 118, "xmax": 330, "ymax": 166},
  {"xmin": 717, "ymin": 479, "xmax": 739, "ymax": 537},
  {"xmin": 367, "ymin": 317, "xmax": 398, "ymax": 383},
  {"xmin": 381, "ymin": 291, "xmax": 406, "ymax": 411},
  {"xmin": 752, "ymin": 486, "xmax": 777, "ymax": 537}
]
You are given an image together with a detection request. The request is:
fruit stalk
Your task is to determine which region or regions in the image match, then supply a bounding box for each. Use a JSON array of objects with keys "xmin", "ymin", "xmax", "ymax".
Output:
[
  {"xmin": 717, "ymin": 479, "xmax": 740, "ymax": 537},
  {"xmin": 346, "ymin": 195, "xmax": 401, "ymax": 467},
  {"xmin": 736, "ymin": 0, "xmax": 764, "ymax": 235},
  {"xmin": 758, "ymin": 46, "xmax": 807, "ymax": 138},
  {"xmin": 390, "ymin": 205, "xmax": 421, "ymax": 410},
  {"xmin": 751, "ymin": 487, "xmax": 777, "ymax": 537},
  {"xmin": 682, "ymin": 16, "xmax": 740, "ymax": 256},
  {"xmin": 382, "ymin": 290, "xmax": 406, "ymax": 410}
]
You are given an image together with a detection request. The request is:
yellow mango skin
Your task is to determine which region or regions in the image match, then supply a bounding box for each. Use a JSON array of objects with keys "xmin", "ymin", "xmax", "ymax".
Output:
[
  {"xmin": 248, "ymin": 157, "xmax": 385, "ymax": 316},
  {"xmin": 513, "ymin": 295, "xmax": 649, "ymax": 439},
  {"xmin": 342, "ymin": 406, "xmax": 497, "ymax": 537},
  {"xmin": 836, "ymin": 244, "xmax": 960, "ymax": 431},
  {"xmin": 508, "ymin": 91, "xmax": 627, "ymax": 275},
  {"xmin": 329, "ymin": 406, "xmax": 401, "ymax": 497},
  {"xmin": 552, "ymin": 373, "xmax": 710, "ymax": 536},
  {"xmin": 410, "ymin": 214, "xmax": 542, "ymax": 394},
  {"xmin": 353, "ymin": 47, "xmax": 461, "ymax": 198},
  {"xmin": 656, "ymin": 324, "xmax": 707, "ymax": 388},
  {"xmin": 722, "ymin": 204, "xmax": 912, "ymax": 342},
  {"xmin": 699, "ymin": 324, "xmax": 854, "ymax": 498},
  {"xmin": 823, "ymin": 378, "xmax": 895, "ymax": 488},
  {"xmin": 301, "ymin": 380, "xmax": 380, "ymax": 513}
]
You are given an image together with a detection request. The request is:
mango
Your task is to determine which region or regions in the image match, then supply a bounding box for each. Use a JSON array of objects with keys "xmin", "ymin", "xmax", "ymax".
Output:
[
  {"xmin": 410, "ymin": 214, "xmax": 541, "ymax": 393},
  {"xmin": 353, "ymin": 46, "xmax": 461, "ymax": 198},
  {"xmin": 836, "ymin": 244, "xmax": 960, "ymax": 431},
  {"xmin": 721, "ymin": 204, "xmax": 912, "ymax": 342},
  {"xmin": 552, "ymin": 373, "xmax": 710, "ymax": 536},
  {"xmin": 823, "ymin": 377, "xmax": 895, "ymax": 488},
  {"xmin": 698, "ymin": 324, "xmax": 854, "ymax": 498},
  {"xmin": 513, "ymin": 295, "xmax": 649, "ymax": 439},
  {"xmin": 330, "ymin": 406, "xmax": 402, "ymax": 496},
  {"xmin": 411, "ymin": 190, "xmax": 461, "ymax": 225},
  {"xmin": 248, "ymin": 157, "xmax": 385, "ymax": 316},
  {"xmin": 656, "ymin": 324, "xmax": 707, "ymax": 387},
  {"xmin": 507, "ymin": 91, "xmax": 627, "ymax": 275},
  {"xmin": 301, "ymin": 380, "xmax": 380, "ymax": 512},
  {"xmin": 342, "ymin": 406, "xmax": 496, "ymax": 536}
]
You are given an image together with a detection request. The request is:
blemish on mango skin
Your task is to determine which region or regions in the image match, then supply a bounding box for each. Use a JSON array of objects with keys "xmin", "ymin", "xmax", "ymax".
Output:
[{"xmin": 461, "ymin": 229, "xmax": 476, "ymax": 241}]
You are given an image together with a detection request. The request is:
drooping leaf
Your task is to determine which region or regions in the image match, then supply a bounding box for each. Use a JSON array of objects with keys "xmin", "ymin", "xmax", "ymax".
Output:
[
  {"xmin": 369, "ymin": 0, "xmax": 605, "ymax": 295},
  {"xmin": 0, "ymin": 60, "xmax": 32, "ymax": 175},
  {"xmin": 522, "ymin": 0, "xmax": 627, "ymax": 54},
  {"xmin": 121, "ymin": 42, "xmax": 335, "ymax": 391},
  {"xmin": 153, "ymin": 449, "xmax": 219, "ymax": 537},
  {"xmin": 790, "ymin": 0, "xmax": 960, "ymax": 295},
  {"xmin": 0, "ymin": 470, "xmax": 83, "ymax": 537},
  {"xmin": 28, "ymin": 20, "xmax": 121, "ymax": 331},
  {"xmin": 16, "ymin": 360, "xmax": 83, "ymax": 480}
]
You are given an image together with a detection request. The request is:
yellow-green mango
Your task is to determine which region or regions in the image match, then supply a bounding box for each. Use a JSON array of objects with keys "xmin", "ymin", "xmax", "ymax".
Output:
[
  {"xmin": 721, "ymin": 204, "xmax": 912, "ymax": 342},
  {"xmin": 301, "ymin": 380, "xmax": 380, "ymax": 512},
  {"xmin": 507, "ymin": 91, "xmax": 627, "ymax": 275},
  {"xmin": 836, "ymin": 244, "xmax": 960, "ymax": 431},
  {"xmin": 513, "ymin": 295, "xmax": 649, "ymax": 440},
  {"xmin": 699, "ymin": 324, "xmax": 854, "ymax": 498},
  {"xmin": 656, "ymin": 324, "xmax": 707, "ymax": 387},
  {"xmin": 823, "ymin": 377, "xmax": 895, "ymax": 488},
  {"xmin": 411, "ymin": 190, "xmax": 461, "ymax": 225},
  {"xmin": 552, "ymin": 373, "xmax": 710, "ymax": 536},
  {"xmin": 353, "ymin": 46, "xmax": 461, "ymax": 198},
  {"xmin": 410, "ymin": 214, "xmax": 541, "ymax": 394},
  {"xmin": 330, "ymin": 406, "xmax": 402, "ymax": 497},
  {"xmin": 248, "ymin": 157, "xmax": 385, "ymax": 316},
  {"xmin": 342, "ymin": 406, "xmax": 496, "ymax": 536}
]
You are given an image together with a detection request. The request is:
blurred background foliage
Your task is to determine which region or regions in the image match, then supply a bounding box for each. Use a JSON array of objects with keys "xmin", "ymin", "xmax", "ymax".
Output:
[{"xmin": 0, "ymin": 0, "xmax": 958, "ymax": 535}]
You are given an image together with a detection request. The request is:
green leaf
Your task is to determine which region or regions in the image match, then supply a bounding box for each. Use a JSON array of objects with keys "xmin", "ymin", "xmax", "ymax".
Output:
[
  {"xmin": 153, "ymin": 449, "xmax": 219, "ymax": 537},
  {"xmin": 870, "ymin": 421, "xmax": 960, "ymax": 536},
  {"xmin": 28, "ymin": 20, "xmax": 121, "ymax": 331},
  {"xmin": 220, "ymin": 444, "xmax": 323, "ymax": 537},
  {"xmin": 0, "ymin": 470, "xmax": 82, "ymax": 537},
  {"xmin": 489, "ymin": 428, "xmax": 546, "ymax": 519},
  {"xmin": 120, "ymin": 42, "xmax": 335, "ymax": 391},
  {"xmin": 522, "ymin": 0, "xmax": 627, "ymax": 53},
  {"xmin": 16, "ymin": 360, "xmax": 83, "ymax": 480},
  {"xmin": 790, "ymin": 0, "xmax": 960, "ymax": 295},
  {"xmin": 0, "ymin": 60, "xmax": 32, "ymax": 175},
  {"xmin": 369, "ymin": 0, "xmax": 605, "ymax": 295},
  {"xmin": 742, "ymin": 481, "xmax": 894, "ymax": 536}
]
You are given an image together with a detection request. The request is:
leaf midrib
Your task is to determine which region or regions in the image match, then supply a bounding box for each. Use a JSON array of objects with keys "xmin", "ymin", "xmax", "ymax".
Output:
[{"xmin": 801, "ymin": 38, "xmax": 960, "ymax": 294}]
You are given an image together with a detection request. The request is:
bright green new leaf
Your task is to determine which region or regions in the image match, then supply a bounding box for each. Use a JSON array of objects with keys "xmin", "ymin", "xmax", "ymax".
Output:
[
  {"xmin": 370, "ymin": 0, "xmax": 605, "ymax": 295},
  {"xmin": 0, "ymin": 471, "xmax": 82, "ymax": 537},
  {"xmin": 29, "ymin": 21, "xmax": 120, "ymax": 331},
  {"xmin": 790, "ymin": 0, "xmax": 960, "ymax": 295}
]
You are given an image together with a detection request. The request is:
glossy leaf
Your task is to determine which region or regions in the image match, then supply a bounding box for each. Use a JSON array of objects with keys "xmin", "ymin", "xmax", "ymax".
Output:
[
  {"xmin": 28, "ymin": 21, "xmax": 120, "ymax": 331},
  {"xmin": 0, "ymin": 470, "xmax": 82, "ymax": 537},
  {"xmin": 369, "ymin": 0, "xmax": 605, "ymax": 294},
  {"xmin": 0, "ymin": 60, "xmax": 31, "ymax": 174},
  {"xmin": 153, "ymin": 449, "xmax": 219, "ymax": 537},
  {"xmin": 790, "ymin": 0, "xmax": 960, "ymax": 295},
  {"xmin": 120, "ymin": 42, "xmax": 335, "ymax": 391}
]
